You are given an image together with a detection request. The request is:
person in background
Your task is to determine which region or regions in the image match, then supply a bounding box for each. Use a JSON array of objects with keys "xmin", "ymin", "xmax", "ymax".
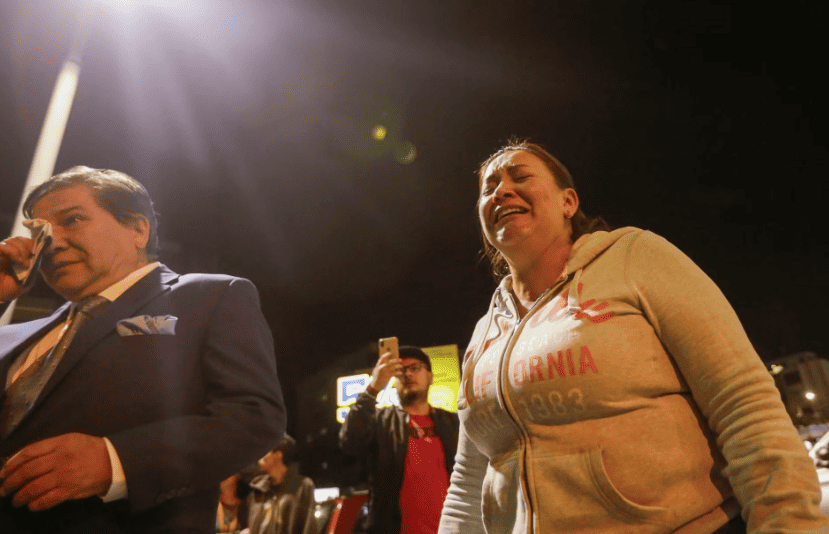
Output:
[
  {"xmin": 245, "ymin": 435, "xmax": 316, "ymax": 534},
  {"xmin": 0, "ymin": 166, "xmax": 285, "ymax": 533},
  {"xmin": 217, "ymin": 473, "xmax": 251, "ymax": 533},
  {"xmin": 437, "ymin": 140, "xmax": 829, "ymax": 534},
  {"xmin": 339, "ymin": 345, "xmax": 459, "ymax": 534}
]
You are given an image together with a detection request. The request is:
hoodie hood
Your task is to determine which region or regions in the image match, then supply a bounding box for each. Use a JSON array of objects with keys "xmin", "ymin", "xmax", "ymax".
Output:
[
  {"xmin": 496, "ymin": 226, "xmax": 641, "ymax": 295},
  {"xmin": 567, "ymin": 227, "xmax": 640, "ymax": 274}
]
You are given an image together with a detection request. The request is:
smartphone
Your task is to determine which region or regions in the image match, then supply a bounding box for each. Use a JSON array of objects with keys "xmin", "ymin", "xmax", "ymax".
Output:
[{"xmin": 378, "ymin": 336, "xmax": 399, "ymax": 359}]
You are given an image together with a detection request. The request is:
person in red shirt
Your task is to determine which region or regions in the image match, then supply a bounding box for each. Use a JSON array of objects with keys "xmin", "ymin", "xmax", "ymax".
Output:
[{"xmin": 339, "ymin": 346, "xmax": 459, "ymax": 534}]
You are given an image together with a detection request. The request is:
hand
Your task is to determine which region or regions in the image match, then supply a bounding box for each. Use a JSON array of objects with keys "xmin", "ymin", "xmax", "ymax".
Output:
[
  {"xmin": 368, "ymin": 351, "xmax": 402, "ymax": 392},
  {"xmin": 0, "ymin": 236, "xmax": 35, "ymax": 302},
  {"xmin": 0, "ymin": 433, "xmax": 112, "ymax": 511}
]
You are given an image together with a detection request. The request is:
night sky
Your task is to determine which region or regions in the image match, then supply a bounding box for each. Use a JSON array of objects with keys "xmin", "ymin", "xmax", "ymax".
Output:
[{"xmin": 0, "ymin": 0, "xmax": 825, "ymax": 438}]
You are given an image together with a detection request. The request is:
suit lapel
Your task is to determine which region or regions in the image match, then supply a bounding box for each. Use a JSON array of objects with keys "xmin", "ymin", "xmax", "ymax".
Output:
[
  {"xmin": 0, "ymin": 304, "xmax": 70, "ymax": 405},
  {"xmin": 0, "ymin": 305, "xmax": 71, "ymax": 359},
  {"xmin": 21, "ymin": 265, "xmax": 180, "ymax": 427}
]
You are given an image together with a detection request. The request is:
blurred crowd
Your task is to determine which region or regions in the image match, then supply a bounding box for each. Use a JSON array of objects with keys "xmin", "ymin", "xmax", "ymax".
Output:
[{"xmin": 216, "ymin": 435, "xmax": 316, "ymax": 534}]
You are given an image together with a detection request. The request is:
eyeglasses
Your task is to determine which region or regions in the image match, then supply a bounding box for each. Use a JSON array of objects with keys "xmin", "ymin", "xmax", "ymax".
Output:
[{"xmin": 400, "ymin": 363, "xmax": 426, "ymax": 374}]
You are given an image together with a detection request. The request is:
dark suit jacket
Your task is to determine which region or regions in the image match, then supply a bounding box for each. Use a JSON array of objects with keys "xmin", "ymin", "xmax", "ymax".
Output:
[{"xmin": 0, "ymin": 265, "xmax": 286, "ymax": 533}]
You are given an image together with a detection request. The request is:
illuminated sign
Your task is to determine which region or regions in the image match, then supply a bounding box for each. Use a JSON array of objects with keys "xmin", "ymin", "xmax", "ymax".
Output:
[
  {"xmin": 422, "ymin": 344, "xmax": 461, "ymax": 412},
  {"xmin": 335, "ymin": 344, "xmax": 460, "ymax": 423},
  {"xmin": 337, "ymin": 374, "xmax": 370, "ymax": 407}
]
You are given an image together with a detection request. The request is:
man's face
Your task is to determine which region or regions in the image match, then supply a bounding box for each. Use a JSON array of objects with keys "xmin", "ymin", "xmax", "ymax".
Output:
[
  {"xmin": 32, "ymin": 185, "xmax": 150, "ymax": 301},
  {"xmin": 396, "ymin": 357, "xmax": 432, "ymax": 401},
  {"xmin": 258, "ymin": 449, "xmax": 287, "ymax": 484}
]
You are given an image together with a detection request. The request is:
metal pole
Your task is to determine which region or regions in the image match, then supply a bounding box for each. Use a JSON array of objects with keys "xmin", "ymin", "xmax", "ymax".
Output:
[{"xmin": 0, "ymin": 7, "xmax": 92, "ymax": 326}]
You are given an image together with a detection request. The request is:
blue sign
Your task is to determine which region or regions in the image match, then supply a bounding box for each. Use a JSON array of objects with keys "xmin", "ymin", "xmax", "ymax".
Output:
[{"xmin": 337, "ymin": 374, "xmax": 370, "ymax": 407}]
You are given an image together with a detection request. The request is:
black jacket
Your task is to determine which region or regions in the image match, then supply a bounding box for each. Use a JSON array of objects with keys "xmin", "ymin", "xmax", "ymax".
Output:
[
  {"xmin": 338, "ymin": 391, "xmax": 459, "ymax": 534},
  {"xmin": 246, "ymin": 465, "xmax": 316, "ymax": 534}
]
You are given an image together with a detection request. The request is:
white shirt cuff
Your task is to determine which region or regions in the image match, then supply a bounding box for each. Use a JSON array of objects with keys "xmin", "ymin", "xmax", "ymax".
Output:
[{"xmin": 100, "ymin": 437, "xmax": 128, "ymax": 502}]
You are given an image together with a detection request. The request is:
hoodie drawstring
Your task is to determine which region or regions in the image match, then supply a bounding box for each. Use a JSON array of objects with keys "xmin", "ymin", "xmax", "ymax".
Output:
[{"xmin": 566, "ymin": 269, "xmax": 583, "ymax": 315}]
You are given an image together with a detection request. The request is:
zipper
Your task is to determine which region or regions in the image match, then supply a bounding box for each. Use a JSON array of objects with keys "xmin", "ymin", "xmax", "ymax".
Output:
[{"xmin": 493, "ymin": 281, "xmax": 564, "ymax": 534}]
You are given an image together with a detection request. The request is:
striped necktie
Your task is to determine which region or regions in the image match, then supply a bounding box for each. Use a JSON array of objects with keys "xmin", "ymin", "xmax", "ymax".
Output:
[{"xmin": 1, "ymin": 295, "xmax": 108, "ymax": 438}]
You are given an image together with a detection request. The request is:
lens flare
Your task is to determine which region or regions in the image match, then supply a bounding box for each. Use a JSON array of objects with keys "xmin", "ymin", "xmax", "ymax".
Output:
[{"xmin": 371, "ymin": 125, "xmax": 387, "ymax": 141}]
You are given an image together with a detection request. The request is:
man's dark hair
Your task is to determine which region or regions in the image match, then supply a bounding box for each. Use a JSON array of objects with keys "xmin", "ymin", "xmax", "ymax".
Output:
[
  {"xmin": 239, "ymin": 434, "xmax": 298, "ymax": 483},
  {"xmin": 272, "ymin": 434, "xmax": 297, "ymax": 463},
  {"xmin": 399, "ymin": 346, "xmax": 432, "ymax": 372},
  {"xmin": 22, "ymin": 166, "xmax": 160, "ymax": 261}
]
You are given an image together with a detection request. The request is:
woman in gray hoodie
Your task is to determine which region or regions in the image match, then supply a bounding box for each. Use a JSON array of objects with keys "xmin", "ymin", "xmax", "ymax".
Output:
[{"xmin": 437, "ymin": 140, "xmax": 828, "ymax": 534}]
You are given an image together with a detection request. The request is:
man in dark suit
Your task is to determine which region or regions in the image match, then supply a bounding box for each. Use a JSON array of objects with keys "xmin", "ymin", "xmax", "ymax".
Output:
[{"xmin": 0, "ymin": 167, "xmax": 286, "ymax": 533}]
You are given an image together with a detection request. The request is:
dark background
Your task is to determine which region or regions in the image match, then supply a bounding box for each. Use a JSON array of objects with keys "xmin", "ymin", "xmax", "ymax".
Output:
[{"xmin": 0, "ymin": 0, "xmax": 825, "ymax": 476}]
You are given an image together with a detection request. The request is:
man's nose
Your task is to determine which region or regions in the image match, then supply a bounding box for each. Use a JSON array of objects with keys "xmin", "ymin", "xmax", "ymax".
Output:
[{"xmin": 45, "ymin": 226, "xmax": 68, "ymax": 253}]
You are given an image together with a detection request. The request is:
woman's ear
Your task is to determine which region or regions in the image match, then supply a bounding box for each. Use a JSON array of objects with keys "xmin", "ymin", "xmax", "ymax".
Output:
[{"xmin": 562, "ymin": 188, "xmax": 579, "ymax": 216}]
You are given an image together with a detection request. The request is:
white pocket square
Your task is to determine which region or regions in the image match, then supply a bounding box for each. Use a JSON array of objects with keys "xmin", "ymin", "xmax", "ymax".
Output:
[{"xmin": 117, "ymin": 315, "xmax": 177, "ymax": 336}]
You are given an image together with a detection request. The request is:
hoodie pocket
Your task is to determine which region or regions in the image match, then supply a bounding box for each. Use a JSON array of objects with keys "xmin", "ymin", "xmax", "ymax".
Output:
[
  {"xmin": 586, "ymin": 448, "xmax": 669, "ymax": 519},
  {"xmin": 531, "ymin": 448, "xmax": 669, "ymax": 530}
]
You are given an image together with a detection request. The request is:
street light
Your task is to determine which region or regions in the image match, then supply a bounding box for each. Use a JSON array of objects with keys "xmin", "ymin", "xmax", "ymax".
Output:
[{"xmin": 0, "ymin": 3, "xmax": 94, "ymax": 325}]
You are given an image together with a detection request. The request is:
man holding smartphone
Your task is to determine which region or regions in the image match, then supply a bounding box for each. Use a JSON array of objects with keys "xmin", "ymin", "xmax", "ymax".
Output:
[{"xmin": 339, "ymin": 343, "xmax": 459, "ymax": 534}]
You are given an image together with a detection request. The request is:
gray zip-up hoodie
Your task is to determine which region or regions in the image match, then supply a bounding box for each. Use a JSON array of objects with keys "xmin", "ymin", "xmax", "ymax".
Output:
[{"xmin": 439, "ymin": 228, "xmax": 827, "ymax": 534}]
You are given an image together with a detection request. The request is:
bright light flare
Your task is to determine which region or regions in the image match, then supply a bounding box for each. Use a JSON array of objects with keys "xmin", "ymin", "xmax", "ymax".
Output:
[
  {"xmin": 78, "ymin": 0, "xmax": 175, "ymax": 19},
  {"xmin": 371, "ymin": 125, "xmax": 387, "ymax": 141},
  {"xmin": 806, "ymin": 391, "xmax": 816, "ymax": 401},
  {"xmin": 769, "ymin": 364, "xmax": 783, "ymax": 375},
  {"xmin": 86, "ymin": 0, "xmax": 172, "ymax": 10},
  {"xmin": 103, "ymin": 0, "xmax": 140, "ymax": 6},
  {"xmin": 394, "ymin": 140, "xmax": 416, "ymax": 164}
]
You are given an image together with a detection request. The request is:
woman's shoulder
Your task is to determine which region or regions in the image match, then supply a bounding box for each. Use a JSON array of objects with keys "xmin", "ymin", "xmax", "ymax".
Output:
[
  {"xmin": 620, "ymin": 228, "xmax": 690, "ymax": 259},
  {"xmin": 589, "ymin": 227, "xmax": 683, "ymax": 257},
  {"xmin": 576, "ymin": 228, "xmax": 697, "ymax": 285}
]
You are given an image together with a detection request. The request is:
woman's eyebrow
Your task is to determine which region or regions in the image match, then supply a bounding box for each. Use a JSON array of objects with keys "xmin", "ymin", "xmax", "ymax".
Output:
[
  {"xmin": 505, "ymin": 164, "xmax": 530, "ymax": 174},
  {"xmin": 484, "ymin": 163, "xmax": 530, "ymax": 182}
]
